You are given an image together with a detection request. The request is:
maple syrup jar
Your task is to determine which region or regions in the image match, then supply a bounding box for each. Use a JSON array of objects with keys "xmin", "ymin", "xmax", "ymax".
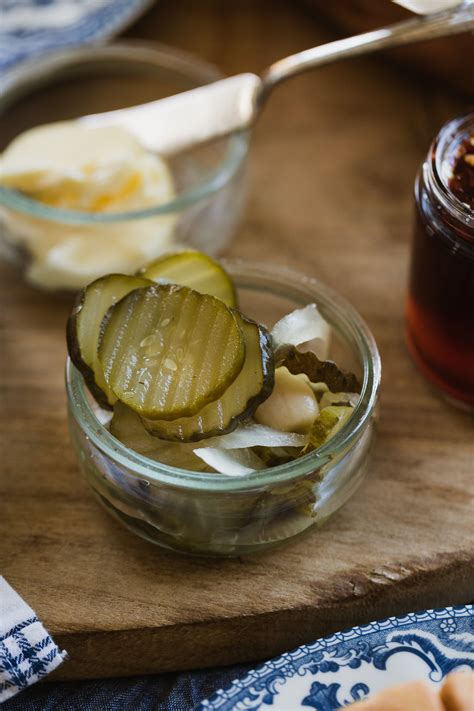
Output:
[{"xmin": 406, "ymin": 111, "xmax": 474, "ymax": 410}]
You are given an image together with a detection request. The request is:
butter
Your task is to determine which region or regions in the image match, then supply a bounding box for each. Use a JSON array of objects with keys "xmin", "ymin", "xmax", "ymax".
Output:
[{"xmin": 0, "ymin": 123, "xmax": 177, "ymax": 289}]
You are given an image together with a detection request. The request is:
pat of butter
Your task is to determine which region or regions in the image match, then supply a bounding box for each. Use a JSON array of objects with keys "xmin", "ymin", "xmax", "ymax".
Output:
[
  {"xmin": 0, "ymin": 123, "xmax": 143, "ymax": 191},
  {"xmin": 0, "ymin": 122, "xmax": 177, "ymax": 289}
]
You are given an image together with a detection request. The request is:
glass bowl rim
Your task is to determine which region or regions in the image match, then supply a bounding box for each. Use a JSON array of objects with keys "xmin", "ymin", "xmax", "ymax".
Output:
[
  {"xmin": 0, "ymin": 40, "xmax": 249, "ymax": 224},
  {"xmin": 66, "ymin": 259, "xmax": 381, "ymax": 492}
]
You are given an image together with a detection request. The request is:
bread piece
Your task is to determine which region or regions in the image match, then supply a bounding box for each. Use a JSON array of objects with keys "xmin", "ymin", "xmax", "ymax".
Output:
[
  {"xmin": 350, "ymin": 680, "xmax": 444, "ymax": 710},
  {"xmin": 440, "ymin": 671, "xmax": 474, "ymax": 711}
]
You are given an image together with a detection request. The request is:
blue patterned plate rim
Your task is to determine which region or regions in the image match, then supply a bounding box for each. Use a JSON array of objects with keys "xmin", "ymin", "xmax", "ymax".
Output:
[
  {"xmin": 0, "ymin": 0, "xmax": 155, "ymax": 73},
  {"xmin": 196, "ymin": 605, "xmax": 474, "ymax": 710}
]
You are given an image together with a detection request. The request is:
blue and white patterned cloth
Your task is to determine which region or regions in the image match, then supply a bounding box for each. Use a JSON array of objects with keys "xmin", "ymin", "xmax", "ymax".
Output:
[
  {"xmin": 0, "ymin": 0, "xmax": 153, "ymax": 73},
  {"xmin": 0, "ymin": 577, "xmax": 67, "ymax": 704}
]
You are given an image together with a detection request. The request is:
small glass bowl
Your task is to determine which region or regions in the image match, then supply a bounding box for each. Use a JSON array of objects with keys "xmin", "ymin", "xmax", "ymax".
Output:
[
  {"xmin": 66, "ymin": 261, "xmax": 381, "ymax": 557},
  {"xmin": 0, "ymin": 42, "xmax": 249, "ymax": 292}
]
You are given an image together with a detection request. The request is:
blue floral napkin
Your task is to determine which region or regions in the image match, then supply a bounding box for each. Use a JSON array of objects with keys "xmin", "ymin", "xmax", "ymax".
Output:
[
  {"xmin": 0, "ymin": 577, "xmax": 67, "ymax": 704},
  {"xmin": 0, "ymin": 0, "xmax": 153, "ymax": 74}
]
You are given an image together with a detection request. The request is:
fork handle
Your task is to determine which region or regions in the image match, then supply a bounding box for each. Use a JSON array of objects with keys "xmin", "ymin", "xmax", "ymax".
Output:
[{"xmin": 259, "ymin": 2, "xmax": 474, "ymax": 102}]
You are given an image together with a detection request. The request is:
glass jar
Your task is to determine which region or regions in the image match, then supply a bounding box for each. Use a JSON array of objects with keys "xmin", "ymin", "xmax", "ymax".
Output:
[
  {"xmin": 0, "ymin": 43, "xmax": 249, "ymax": 292},
  {"xmin": 66, "ymin": 261, "xmax": 381, "ymax": 557},
  {"xmin": 406, "ymin": 111, "xmax": 474, "ymax": 410}
]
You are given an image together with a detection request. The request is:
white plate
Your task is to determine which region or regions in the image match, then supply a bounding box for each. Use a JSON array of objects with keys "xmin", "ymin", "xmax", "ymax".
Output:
[
  {"xmin": 0, "ymin": 0, "xmax": 153, "ymax": 73},
  {"xmin": 197, "ymin": 605, "xmax": 474, "ymax": 710}
]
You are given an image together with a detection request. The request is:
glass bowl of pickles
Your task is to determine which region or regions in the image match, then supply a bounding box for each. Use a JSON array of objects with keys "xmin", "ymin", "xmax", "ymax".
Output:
[{"xmin": 66, "ymin": 250, "xmax": 381, "ymax": 556}]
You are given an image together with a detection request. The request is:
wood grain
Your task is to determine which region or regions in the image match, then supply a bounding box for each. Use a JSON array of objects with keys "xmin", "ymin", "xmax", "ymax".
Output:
[{"xmin": 1, "ymin": 0, "xmax": 473, "ymax": 680}]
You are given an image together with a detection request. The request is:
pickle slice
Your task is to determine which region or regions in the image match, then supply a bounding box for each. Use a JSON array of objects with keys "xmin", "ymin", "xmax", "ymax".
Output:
[
  {"xmin": 140, "ymin": 249, "xmax": 237, "ymax": 307},
  {"xmin": 109, "ymin": 403, "xmax": 210, "ymax": 472},
  {"xmin": 275, "ymin": 345, "xmax": 361, "ymax": 394},
  {"xmin": 142, "ymin": 314, "xmax": 274, "ymax": 442},
  {"xmin": 67, "ymin": 273, "xmax": 152, "ymax": 407},
  {"xmin": 303, "ymin": 406, "xmax": 354, "ymax": 453},
  {"xmin": 99, "ymin": 284, "xmax": 245, "ymax": 420}
]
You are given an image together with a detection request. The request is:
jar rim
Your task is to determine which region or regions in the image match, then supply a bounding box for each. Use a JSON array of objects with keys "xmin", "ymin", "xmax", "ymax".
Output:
[
  {"xmin": 0, "ymin": 41, "xmax": 250, "ymax": 224},
  {"xmin": 66, "ymin": 260, "xmax": 381, "ymax": 492},
  {"xmin": 426, "ymin": 110, "xmax": 474, "ymax": 229}
]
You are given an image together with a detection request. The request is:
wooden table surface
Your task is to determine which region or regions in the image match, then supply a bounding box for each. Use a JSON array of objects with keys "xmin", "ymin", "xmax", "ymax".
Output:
[{"xmin": 1, "ymin": 0, "xmax": 473, "ymax": 680}]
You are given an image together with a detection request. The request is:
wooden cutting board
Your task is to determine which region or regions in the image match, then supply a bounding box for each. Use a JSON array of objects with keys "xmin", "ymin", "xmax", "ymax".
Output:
[{"xmin": 1, "ymin": 0, "xmax": 473, "ymax": 681}]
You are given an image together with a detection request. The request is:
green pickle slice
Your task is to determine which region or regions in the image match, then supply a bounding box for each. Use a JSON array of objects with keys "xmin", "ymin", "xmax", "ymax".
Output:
[
  {"xmin": 140, "ymin": 249, "xmax": 237, "ymax": 307},
  {"xmin": 109, "ymin": 403, "xmax": 210, "ymax": 471},
  {"xmin": 303, "ymin": 405, "xmax": 354, "ymax": 453},
  {"xmin": 276, "ymin": 345, "xmax": 361, "ymax": 394},
  {"xmin": 99, "ymin": 284, "xmax": 245, "ymax": 420},
  {"xmin": 67, "ymin": 273, "xmax": 152, "ymax": 408},
  {"xmin": 143, "ymin": 314, "xmax": 274, "ymax": 442}
]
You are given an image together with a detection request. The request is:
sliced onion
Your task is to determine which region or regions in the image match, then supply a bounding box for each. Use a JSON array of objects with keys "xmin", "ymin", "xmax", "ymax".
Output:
[
  {"xmin": 207, "ymin": 421, "xmax": 307, "ymax": 450},
  {"xmin": 91, "ymin": 400, "xmax": 114, "ymax": 426},
  {"xmin": 193, "ymin": 447, "xmax": 265, "ymax": 476},
  {"xmin": 271, "ymin": 304, "xmax": 331, "ymax": 359}
]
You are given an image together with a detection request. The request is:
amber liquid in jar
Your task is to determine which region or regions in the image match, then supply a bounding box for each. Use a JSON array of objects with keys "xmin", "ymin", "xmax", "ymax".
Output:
[{"xmin": 406, "ymin": 113, "xmax": 474, "ymax": 409}]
